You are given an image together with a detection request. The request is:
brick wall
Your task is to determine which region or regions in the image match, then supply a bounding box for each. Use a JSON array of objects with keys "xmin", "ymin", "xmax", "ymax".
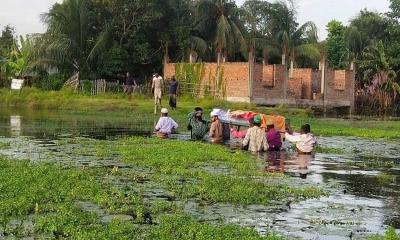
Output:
[
  {"xmin": 325, "ymin": 69, "xmax": 354, "ymax": 105},
  {"xmin": 164, "ymin": 62, "xmax": 249, "ymax": 101},
  {"xmin": 312, "ymin": 70, "xmax": 322, "ymax": 98},
  {"xmin": 291, "ymin": 68, "xmax": 316, "ymax": 100},
  {"xmin": 253, "ymin": 64, "xmax": 285, "ymax": 101},
  {"xmin": 164, "ymin": 61, "xmax": 354, "ymax": 107}
]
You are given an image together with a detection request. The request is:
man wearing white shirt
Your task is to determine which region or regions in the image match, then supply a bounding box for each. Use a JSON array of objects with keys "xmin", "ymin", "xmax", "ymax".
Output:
[
  {"xmin": 285, "ymin": 124, "xmax": 317, "ymax": 154},
  {"xmin": 155, "ymin": 108, "xmax": 178, "ymax": 138}
]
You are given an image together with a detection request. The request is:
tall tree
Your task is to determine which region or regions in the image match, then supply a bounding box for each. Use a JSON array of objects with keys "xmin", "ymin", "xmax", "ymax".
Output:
[
  {"xmin": 195, "ymin": 0, "xmax": 247, "ymax": 64},
  {"xmin": 326, "ymin": 20, "xmax": 348, "ymax": 69},
  {"xmin": 38, "ymin": 0, "xmax": 101, "ymax": 75},
  {"xmin": 267, "ymin": 1, "xmax": 319, "ymax": 77},
  {"xmin": 0, "ymin": 25, "xmax": 16, "ymax": 57}
]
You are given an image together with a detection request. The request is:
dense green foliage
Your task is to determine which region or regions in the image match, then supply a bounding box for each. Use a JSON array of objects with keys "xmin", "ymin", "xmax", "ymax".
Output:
[
  {"xmin": 326, "ymin": 20, "xmax": 348, "ymax": 69},
  {"xmin": 324, "ymin": 4, "xmax": 400, "ymax": 115},
  {"xmin": 0, "ymin": 0, "xmax": 322, "ymax": 88}
]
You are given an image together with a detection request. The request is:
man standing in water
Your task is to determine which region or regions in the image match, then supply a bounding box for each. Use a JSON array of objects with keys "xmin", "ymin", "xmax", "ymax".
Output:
[
  {"xmin": 154, "ymin": 108, "xmax": 178, "ymax": 138},
  {"xmin": 168, "ymin": 76, "xmax": 178, "ymax": 110},
  {"xmin": 266, "ymin": 120, "xmax": 282, "ymax": 151},
  {"xmin": 152, "ymin": 73, "xmax": 163, "ymax": 114},
  {"xmin": 187, "ymin": 107, "xmax": 209, "ymax": 140},
  {"xmin": 285, "ymin": 124, "xmax": 317, "ymax": 154},
  {"xmin": 209, "ymin": 109, "xmax": 223, "ymax": 143},
  {"xmin": 242, "ymin": 115, "xmax": 268, "ymax": 152}
]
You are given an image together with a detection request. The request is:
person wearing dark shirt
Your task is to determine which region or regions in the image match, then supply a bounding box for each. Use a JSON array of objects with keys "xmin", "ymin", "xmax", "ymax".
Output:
[
  {"xmin": 168, "ymin": 76, "xmax": 178, "ymax": 110},
  {"xmin": 266, "ymin": 120, "xmax": 282, "ymax": 151},
  {"xmin": 124, "ymin": 72, "xmax": 137, "ymax": 101}
]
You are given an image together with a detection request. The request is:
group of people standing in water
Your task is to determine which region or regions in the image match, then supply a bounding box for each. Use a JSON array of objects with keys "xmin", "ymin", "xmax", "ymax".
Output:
[{"xmin": 154, "ymin": 107, "xmax": 317, "ymax": 154}]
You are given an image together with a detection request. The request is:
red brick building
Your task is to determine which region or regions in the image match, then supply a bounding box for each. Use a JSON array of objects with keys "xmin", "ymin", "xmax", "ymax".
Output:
[{"xmin": 164, "ymin": 61, "xmax": 355, "ymax": 110}]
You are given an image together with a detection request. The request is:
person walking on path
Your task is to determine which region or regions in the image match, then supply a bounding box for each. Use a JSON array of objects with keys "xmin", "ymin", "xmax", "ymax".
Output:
[
  {"xmin": 187, "ymin": 107, "xmax": 209, "ymax": 140},
  {"xmin": 124, "ymin": 72, "xmax": 137, "ymax": 101},
  {"xmin": 242, "ymin": 115, "xmax": 268, "ymax": 152},
  {"xmin": 209, "ymin": 109, "xmax": 223, "ymax": 143},
  {"xmin": 285, "ymin": 124, "xmax": 317, "ymax": 154},
  {"xmin": 152, "ymin": 73, "xmax": 163, "ymax": 114},
  {"xmin": 168, "ymin": 76, "xmax": 178, "ymax": 110},
  {"xmin": 154, "ymin": 108, "xmax": 178, "ymax": 138}
]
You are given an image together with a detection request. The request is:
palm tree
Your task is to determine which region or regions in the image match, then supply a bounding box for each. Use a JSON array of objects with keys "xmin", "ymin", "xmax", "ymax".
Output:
[
  {"xmin": 267, "ymin": 1, "xmax": 319, "ymax": 77},
  {"xmin": 344, "ymin": 26, "xmax": 363, "ymax": 70},
  {"xmin": 37, "ymin": 0, "xmax": 105, "ymax": 75},
  {"xmin": 195, "ymin": 0, "xmax": 247, "ymax": 64},
  {"xmin": 188, "ymin": 36, "xmax": 208, "ymax": 63}
]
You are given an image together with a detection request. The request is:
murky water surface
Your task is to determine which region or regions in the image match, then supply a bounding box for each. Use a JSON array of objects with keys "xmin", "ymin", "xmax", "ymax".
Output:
[{"xmin": 0, "ymin": 108, "xmax": 399, "ymax": 239}]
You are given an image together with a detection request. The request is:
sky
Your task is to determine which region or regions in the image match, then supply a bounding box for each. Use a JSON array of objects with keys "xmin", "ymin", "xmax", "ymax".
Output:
[{"xmin": 0, "ymin": 0, "xmax": 391, "ymax": 40}]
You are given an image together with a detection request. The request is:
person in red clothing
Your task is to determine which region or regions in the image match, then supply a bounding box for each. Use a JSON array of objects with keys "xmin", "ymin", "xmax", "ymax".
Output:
[
  {"xmin": 230, "ymin": 117, "xmax": 254, "ymax": 139},
  {"xmin": 266, "ymin": 120, "xmax": 282, "ymax": 151}
]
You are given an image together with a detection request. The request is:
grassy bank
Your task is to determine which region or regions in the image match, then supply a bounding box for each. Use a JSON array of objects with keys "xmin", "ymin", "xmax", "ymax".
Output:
[{"xmin": 1, "ymin": 88, "xmax": 399, "ymax": 140}]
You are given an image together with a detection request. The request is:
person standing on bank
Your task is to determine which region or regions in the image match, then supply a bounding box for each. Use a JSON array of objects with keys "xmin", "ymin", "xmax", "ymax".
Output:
[
  {"xmin": 242, "ymin": 115, "xmax": 268, "ymax": 152},
  {"xmin": 209, "ymin": 110, "xmax": 223, "ymax": 143},
  {"xmin": 168, "ymin": 76, "xmax": 178, "ymax": 110},
  {"xmin": 285, "ymin": 124, "xmax": 317, "ymax": 154},
  {"xmin": 124, "ymin": 72, "xmax": 137, "ymax": 101},
  {"xmin": 154, "ymin": 108, "xmax": 178, "ymax": 138},
  {"xmin": 188, "ymin": 107, "xmax": 209, "ymax": 140},
  {"xmin": 152, "ymin": 73, "xmax": 163, "ymax": 114}
]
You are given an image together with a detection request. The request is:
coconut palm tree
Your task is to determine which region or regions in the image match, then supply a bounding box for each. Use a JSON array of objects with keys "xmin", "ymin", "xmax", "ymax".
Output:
[
  {"xmin": 37, "ymin": 0, "xmax": 105, "ymax": 75},
  {"xmin": 344, "ymin": 26, "xmax": 363, "ymax": 70},
  {"xmin": 267, "ymin": 1, "xmax": 319, "ymax": 77},
  {"xmin": 195, "ymin": 0, "xmax": 247, "ymax": 64}
]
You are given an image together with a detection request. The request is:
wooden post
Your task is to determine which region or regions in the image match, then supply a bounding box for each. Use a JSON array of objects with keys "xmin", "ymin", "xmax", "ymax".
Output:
[
  {"xmin": 283, "ymin": 63, "xmax": 288, "ymax": 104},
  {"xmin": 350, "ymin": 68, "xmax": 356, "ymax": 118},
  {"xmin": 323, "ymin": 66, "xmax": 328, "ymax": 118},
  {"xmin": 248, "ymin": 50, "xmax": 254, "ymax": 102}
]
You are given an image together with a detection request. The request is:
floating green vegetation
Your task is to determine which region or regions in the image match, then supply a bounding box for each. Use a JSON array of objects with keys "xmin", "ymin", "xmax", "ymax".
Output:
[
  {"xmin": 0, "ymin": 141, "xmax": 10, "ymax": 149},
  {"xmin": 355, "ymin": 156, "xmax": 396, "ymax": 169},
  {"xmin": 368, "ymin": 227, "xmax": 400, "ymax": 240},
  {"xmin": 376, "ymin": 173, "xmax": 396, "ymax": 184},
  {"xmin": 148, "ymin": 215, "xmax": 281, "ymax": 240},
  {"xmin": 119, "ymin": 137, "xmax": 324, "ymax": 206},
  {"xmin": 0, "ymin": 157, "xmax": 284, "ymax": 239},
  {"xmin": 314, "ymin": 146, "xmax": 345, "ymax": 154},
  {"xmin": 0, "ymin": 157, "xmax": 149, "ymax": 238}
]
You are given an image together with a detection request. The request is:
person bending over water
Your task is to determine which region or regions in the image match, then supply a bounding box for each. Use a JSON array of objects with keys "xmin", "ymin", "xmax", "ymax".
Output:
[
  {"xmin": 230, "ymin": 117, "xmax": 254, "ymax": 139},
  {"xmin": 242, "ymin": 115, "xmax": 268, "ymax": 152},
  {"xmin": 209, "ymin": 110, "xmax": 223, "ymax": 143},
  {"xmin": 285, "ymin": 124, "xmax": 317, "ymax": 154},
  {"xmin": 187, "ymin": 107, "xmax": 209, "ymax": 140},
  {"xmin": 266, "ymin": 120, "xmax": 282, "ymax": 151},
  {"xmin": 154, "ymin": 108, "xmax": 178, "ymax": 138}
]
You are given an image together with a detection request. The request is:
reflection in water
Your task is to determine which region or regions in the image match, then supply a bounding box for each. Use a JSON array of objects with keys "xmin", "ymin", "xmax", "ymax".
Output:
[
  {"xmin": 261, "ymin": 151, "xmax": 313, "ymax": 179},
  {"xmin": 10, "ymin": 115, "xmax": 21, "ymax": 137}
]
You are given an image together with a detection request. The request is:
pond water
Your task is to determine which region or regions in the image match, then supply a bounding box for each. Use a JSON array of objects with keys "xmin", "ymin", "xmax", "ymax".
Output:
[{"xmin": 0, "ymin": 108, "xmax": 399, "ymax": 239}]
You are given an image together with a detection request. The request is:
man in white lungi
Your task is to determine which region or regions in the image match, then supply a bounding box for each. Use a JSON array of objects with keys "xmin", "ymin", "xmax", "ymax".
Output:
[{"xmin": 152, "ymin": 73, "xmax": 163, "ymax": 114}]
